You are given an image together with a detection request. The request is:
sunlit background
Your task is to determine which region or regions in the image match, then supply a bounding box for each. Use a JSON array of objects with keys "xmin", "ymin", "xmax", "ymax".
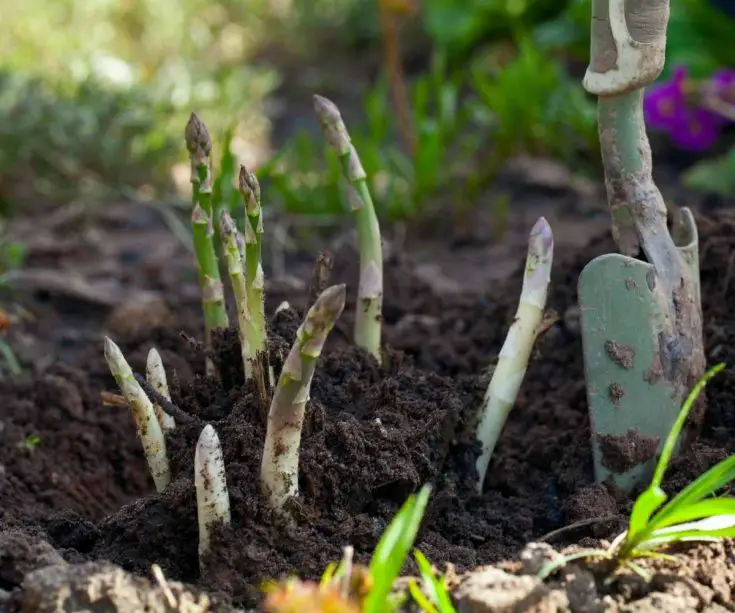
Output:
[{"xmin": 1, "ymin": 0, "xmax": 733, "ymax": 231}]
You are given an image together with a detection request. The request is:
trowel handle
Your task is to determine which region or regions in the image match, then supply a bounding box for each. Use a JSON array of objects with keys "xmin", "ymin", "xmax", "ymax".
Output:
[{"xmin": 584, "ymin": 0, "xmax": 670, "ymax": 96}]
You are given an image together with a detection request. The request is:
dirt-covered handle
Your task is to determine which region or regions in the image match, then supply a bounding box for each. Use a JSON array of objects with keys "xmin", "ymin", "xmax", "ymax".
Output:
[{"xmin": 585, "ymin": 0, "xmax": 669, "ymax": 96}]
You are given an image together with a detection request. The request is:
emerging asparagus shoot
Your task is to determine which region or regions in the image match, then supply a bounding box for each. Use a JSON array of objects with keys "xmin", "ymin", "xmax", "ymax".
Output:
[
  {"xmin": 261, "ymin": 284, "xmax": 347, "ymax": 512},
  {"xmin": 104, "ymin": 337, "xmax": 171, "ymax": 492},
  {"xmin": 185, "ymin": 113, "xmax": 229, "ymax": 362},
  {"xmin": 313, "ymin": 95, "xmax": 383, "ymax": 363},
  {"xmin": 146, "ymin": 348, "xmax": 176, "ymax": 433},
  {"xmin": 475, "ymin": 218, "xmax": 554, "ymax": 491},
  {"xmin": 195, "ymin": 424, "xmax": 231, "ymax": 570},
  {"xmin": 238, "ymin": 166, "xmax": 271, "ymax": 387},
  {"xmin": 219, "ymin": 210, "xmax": 256, "ymax": 381}
]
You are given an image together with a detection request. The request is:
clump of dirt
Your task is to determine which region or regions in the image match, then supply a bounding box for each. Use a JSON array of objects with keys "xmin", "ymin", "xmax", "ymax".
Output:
[
  {"xmin": 2, "ymin": 209, "xmax": 735, "ymax": 609},
  {"xmin": 596, "ymin": 429, "xmax": 660, "ymax": 473}
]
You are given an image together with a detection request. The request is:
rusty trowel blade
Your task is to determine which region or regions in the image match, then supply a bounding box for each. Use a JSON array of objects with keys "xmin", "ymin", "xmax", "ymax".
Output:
[{"xmin": 578, "ymin": 253, "xmax": 677, "ymax": 492}]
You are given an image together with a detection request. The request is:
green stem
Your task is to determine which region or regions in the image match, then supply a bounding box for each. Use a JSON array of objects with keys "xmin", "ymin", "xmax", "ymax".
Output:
[
  {"xmin": 238, "ymin": 167, "xmax": 267, "ymax": 365},
  {"xmin": 313, "ymin": 95, "xmax": 383, "ymax": 362},
  {"xmin": 260, "ymin": 285, "xmax": 347, "ymax": 511},
  {"xmin": 186, "ymin": 113, "xmax": 229, "ymax": 346},
  {"xmin": 220, "ymin": 211, "xmax": 254, "ymax": 381}
]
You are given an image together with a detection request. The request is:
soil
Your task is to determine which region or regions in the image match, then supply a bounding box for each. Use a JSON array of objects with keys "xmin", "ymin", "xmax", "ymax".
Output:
[{"xmin": 1, "ymin": 162, "xmax": 735, "ymax": 611}]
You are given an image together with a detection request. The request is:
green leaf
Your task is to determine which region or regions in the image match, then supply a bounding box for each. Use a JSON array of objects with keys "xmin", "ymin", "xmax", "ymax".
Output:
[
  {"xmin": 408, "ymin": 579, "xmax": 438, "ymax": 613},
  {"xmin": 652, "ymin": 499, "xmax": 735, "ymax": 531},
  {"xmin": 363, "ymin": 485, "xmax": 432, "ymax": 613},
  {"xmin": 652, "ymin": 454, "xmax": 735, "ymax": 531},
  {"xmin": 637, "ymin": 524, "xmax": 735, "ymax": 551},
  {"xmin": 625, "ymin": 486, "xmax": 668, "ymax": 547},
  {"xmin": 413, "ymin": 549, "xmax": 456, "ymax": 613},
  {"xmin": 651, "ymin": 364, "xmax": 725, "ymax": 488}
]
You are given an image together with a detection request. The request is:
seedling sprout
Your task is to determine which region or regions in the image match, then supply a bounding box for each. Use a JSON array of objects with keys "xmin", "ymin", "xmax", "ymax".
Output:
[{"xmin": 539, "ymin": 363, "xmax": 732, "ymax": 582}]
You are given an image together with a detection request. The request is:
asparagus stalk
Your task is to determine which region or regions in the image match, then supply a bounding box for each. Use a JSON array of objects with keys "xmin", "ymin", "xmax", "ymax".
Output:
[
  {"xmin": 219, "ymin": 210, "xmax": 255, "ymax": 380},
  {"xmin": 261, "ymin": 284, "xmax": 347, "ymax": 511},
  {"xmin": 104, "ymin": 337, "xmax": 171, "ymax": 492},
  {"xmin": 475, "ymin": 218, "xmax": 554, "ymax": 491},
  {"xmin": 146, "ymin": 348, "xmax": 175, "ymax": 433},
  {"xmin": 185, "ymin": 113, "xmax": 229, "ymax": 354},
  {"xmin": 313, "ymin": 95, "xmax": 383, "ymax": 363},
  {"xmin": 195, "ymin": 424, "xmax": 231, "ymax": 570},
  {"xmin": 238, "ymin": 167, "xmax": 269, "ymax": 375}
]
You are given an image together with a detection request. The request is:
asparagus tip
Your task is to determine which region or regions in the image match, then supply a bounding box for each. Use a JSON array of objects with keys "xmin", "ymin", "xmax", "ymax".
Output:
[
  {"xmin": 219, "ymin": 209, "xmax": 237, "ymax": 236},
  {"xmin": 104, "ymin": 336, "xmax": 122, "ymax": 364},
  {"xmin": 312, "ymin": 283, "xmax": 347, "ymax": 324},
  {"xmin": 529, "ymin": 217, "xmax": 554, "ymax": 258},
  {"xmin": 185, "ymin": 112, "xmax": 212, "ymax": 158},
  {"xmin": 313, "ymin": 95, "xmax": 350, "ymax": 154},
  {"xmin": 195, "ymin": 423, "xmax": 231, "ymax": 566},
  {"xmin": 238, "ymin": 165, "xmax": 261, "ymax": 210},
  {"xmin": 312, "ymin": 94, "xmax": 340, "ymax": 122}
]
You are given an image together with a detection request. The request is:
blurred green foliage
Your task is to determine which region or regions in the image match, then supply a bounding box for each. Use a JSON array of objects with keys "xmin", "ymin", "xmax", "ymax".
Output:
[
  {"xmin": 0, "ymin": 71, "xmax": 178, "ymax": 210},
  {"xmin": 1, "ymin": 0, "xmax": 733, "ymax": 217},
  {"xmin": 260, "ymin": 53, "xmax": 483, "ymax": 221},
  {"xmin": 0, "ymin": 0, "xmax": 280, "ymax": 208}
]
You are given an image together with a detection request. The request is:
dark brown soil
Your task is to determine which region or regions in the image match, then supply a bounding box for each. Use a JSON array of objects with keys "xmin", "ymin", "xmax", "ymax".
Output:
[{"xmin": 1, "ymin": 189, "xmax": 735, "ymax": 609}]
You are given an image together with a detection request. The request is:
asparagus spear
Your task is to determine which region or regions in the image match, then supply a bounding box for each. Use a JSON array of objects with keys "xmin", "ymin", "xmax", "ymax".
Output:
[
  {"xmin": 313, "ymin": 95, "xmax": 383, "ymax": 363},
  {"xmin": 195, "ymin": 424, "xmax": 231, "ymax": 570},
  {"xmin": 238, "ymin": 167, "xmax": 270, "ymax": 381},
  {"xmin": 219, "ymin": 210, "xmax": 258, "ymax": 381},
  {"xmin": 146, "ymin": 348, "xmax": 176, "ymax": 433},
  {"xmin": 185, "ymin": 113, "xmax": 229, "ymax": 355},
  {"xmin": 261, "ymin": 284, "xmax": 347, "ymax": 512},
  {"xmin": 104, "ymin": 337, "xmax": 171, "ymax": 492},
  {"xmin": 475, "ymin": 218, "xmax": 554, "ymax": 491}
]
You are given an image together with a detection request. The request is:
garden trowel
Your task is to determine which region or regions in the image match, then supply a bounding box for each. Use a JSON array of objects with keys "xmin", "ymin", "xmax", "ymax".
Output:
[
  {"xmin": 578, "ymin": 0, "xmax": 706, "ymax": 492},
  {"xmin": 579, "ymin": 208, "xmax": 700, "ymax": 492}
]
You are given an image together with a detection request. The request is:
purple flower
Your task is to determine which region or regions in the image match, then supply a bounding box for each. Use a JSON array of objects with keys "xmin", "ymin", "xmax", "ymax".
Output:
[
  {"xmin": 644, "ymin": 66, "xmax": 688, "ymax": 131},
  {"xmin": 702, "ymin": 67, "xmax": 735, "ymax": 125},
  {"xmin": 668, "ymin": 107, "xmax": 722, "ymax": 151},
  {"xmin": 644, "ymin": 65, "xmax": 726, "ymax": 151}
]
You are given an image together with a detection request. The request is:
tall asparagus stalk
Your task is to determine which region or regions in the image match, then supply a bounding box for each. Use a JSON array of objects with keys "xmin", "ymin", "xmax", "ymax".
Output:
[
  {"xmin": 475, "ymin": 218, "xmax": 554, "ymax": 491},
  {"xmin": 104, "ymin": 338, "xmax": 171, "ymax": 492},
  {"xmin": 238, "ymin": 167, "xmax": 270, "ymax": 383},
  {"xmin": 185, "ymin": 113, "xmax": 229, "ymax": 360},
  {"xmin": 261, "ymin": 284, "xmax": 347, "ymax": 512},
  {"xmin": 313, "ymin": 96, "xmax": 383, "ymax": 363},
  {"xmin": 219, "ymin": 210, "xmax": 258, "ymax": 381},
  {"xmin": 583, "ymin": 0, "xmax": 704, "ymax": 402}
]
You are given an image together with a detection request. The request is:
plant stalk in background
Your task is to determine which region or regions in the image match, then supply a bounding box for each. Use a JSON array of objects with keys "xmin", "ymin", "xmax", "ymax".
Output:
[
  {"xmin": 313, "ymin": 96, "xmax": 383, "ymax": 363},
  {"xmin": 104, "ymin": 337, "xmax": 171, "ymax": 492},
  {"xmin": 185, "ymin": 113, "xmax": 229, "ymax": 363},
  {"xmin": 261, "ymin": 284, "xmax": 347, "ymax": 512},
  {"xmin": 475, "ymin": 218, "xmax": 553, "ymax": 491},
  {"xmin": 195, "ymin": 424, "xmax": 231, "ymax": 571},
  {"xmin": 377, "ymin": 0, "xmax": 417, "ymax": 158},
  {"xmin": 146, "ymin": 348, "xmax": 176, "ymax": 433},
  {"xmin": 238, "ymin": 166, "xmax": 270, "ymax": 385}
]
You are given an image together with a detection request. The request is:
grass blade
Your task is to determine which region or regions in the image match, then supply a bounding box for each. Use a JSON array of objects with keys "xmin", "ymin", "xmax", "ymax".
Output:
[
  {"xmin": 625, "ymin": 486, "xmax": 667, "ymax": 546},
  {"xmin": 408, "ymin": 579, "xmax": 438, "ymax": 613},
  {"xmin": 363, "ymin": 485, "xmax": 432, "ymax": 613},
  {"xmin": 651, "ymin": 498, "xmax": 735, "ymax": 530},
  {"xmin": 413, "ymin": 550, "xmax": 455, "ymax": 613},
  {"xmin": 651, "ymin": 363, "xmax": 725, "ymax": 488},
  {"xmin": 650, "ymin": 454, "xmax": 735, "ymax": 530}
]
